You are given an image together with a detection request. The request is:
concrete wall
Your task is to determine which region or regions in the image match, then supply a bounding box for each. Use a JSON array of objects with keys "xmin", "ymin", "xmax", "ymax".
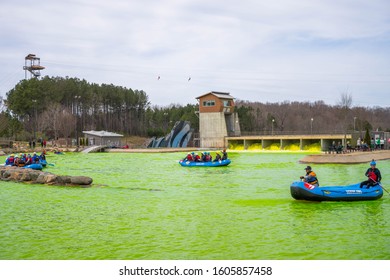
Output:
[
  {"xmin": 225, "ymin": 113, "xmax": 241, "ymax": 136},
  {"xmin": 199, "ymin": 112, "xmax": 227, "ymax": 148},
  {"xmin": 225, "ymin": 134, "xmax": 353, "ymax": 151}
]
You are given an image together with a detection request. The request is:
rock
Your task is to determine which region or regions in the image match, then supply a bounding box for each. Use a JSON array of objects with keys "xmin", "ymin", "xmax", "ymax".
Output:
[
  {"xmin": 44, "ymin": 174, "xmax": 57, "ymax": 184},
  {"xmin": 28, "ymin": 172, "xmax": 40, "ymax": 181},
  {"xmin": 0, "ymin": 166, "xmax": 92, "ymax": 187},
  {"xmin": 70, "ymin": 176, "xmax": 93, "ymax": 185},
  {"xmin": 35, "ymin": 173, "xmax": 47, "ymax": 184},
  {"xmin": 10, "ymin": 170, "xmax": 23, "ymax": 181},
  {"xmin": 20, "ymin": 172, "xmax": 32, "ymax": 181},
  {"xmin": 2, "ymin": 169, "xmax": 11, "ymax": 178},
  {"xmin": 56, "ymin": 176, "xmax": 72, "ymax": 184}
]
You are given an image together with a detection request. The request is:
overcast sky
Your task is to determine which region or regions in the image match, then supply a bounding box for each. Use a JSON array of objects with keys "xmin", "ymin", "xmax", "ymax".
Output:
[{"xmin": 1, "ymin": 0, "xmax": 389, "ymax": 107}]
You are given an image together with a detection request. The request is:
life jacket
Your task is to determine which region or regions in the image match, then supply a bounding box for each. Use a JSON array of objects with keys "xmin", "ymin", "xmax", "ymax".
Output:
[
  {"xmin": 306, "ymin": 171, "xmax": 319, "ymax": 185},
  {"xmin": 368, "ymin": 170, "xmax": 378, "ymax": 182}
]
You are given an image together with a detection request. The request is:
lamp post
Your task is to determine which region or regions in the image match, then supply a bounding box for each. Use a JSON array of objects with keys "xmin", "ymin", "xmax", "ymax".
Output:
[
  {"xmin": 74, "ymin": 95, "xmax": 81, "ymax": 149},
  {"xmin": 32, "ymin": 99, "xmax": 37, "ymax": 142},
  {"xmin": 354, "ymin": 117, "xmax": 357, "ymax": 131},
  {"xmin": 310, "ymin": 118, "xmax": 313, "ymax": 134},
  {"xmin": 272, "ymin": 119, "xmax": 275, "ymax": 135}
]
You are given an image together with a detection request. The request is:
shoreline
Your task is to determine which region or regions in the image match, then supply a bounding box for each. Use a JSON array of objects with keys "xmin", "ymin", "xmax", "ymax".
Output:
[
  {"xmin": 2, "ymin": 147, "xmax": 390, "ymax": 164},
  {"xmin": 106, "ymin": 147, "xmax": 197, "ymax": 153},
  {"xmin": 299, "ymin": 150, "xmax": 390, "ymax": 164},
  {"xmin": 108, "ymin": 148, "xmax": 390, "ymax": 164}
]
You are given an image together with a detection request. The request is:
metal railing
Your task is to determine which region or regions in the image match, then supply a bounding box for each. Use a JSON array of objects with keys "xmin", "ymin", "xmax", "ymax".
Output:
[
  {"xmin": 239, "ymin": 130, "xmax": 359, "ymax": 136},
  {"xmin": 0, "ymin": 137, "xmax": 13, "ymax": 147}
]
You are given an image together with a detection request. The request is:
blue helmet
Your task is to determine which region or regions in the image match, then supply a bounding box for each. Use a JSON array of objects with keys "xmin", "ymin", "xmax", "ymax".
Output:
[{"xmin": 370, "ymin": 160, "xmax": 376, "ymax": 166}]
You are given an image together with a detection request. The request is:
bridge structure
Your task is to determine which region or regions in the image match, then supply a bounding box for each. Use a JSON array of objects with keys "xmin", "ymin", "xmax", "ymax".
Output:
[
  {"xmin": 225, "ymin": 133, "xmax": 353, "ymax": 151},
  {"xmin": 81, "ymin": 145, "xmax": 108, "ymax": 153}
]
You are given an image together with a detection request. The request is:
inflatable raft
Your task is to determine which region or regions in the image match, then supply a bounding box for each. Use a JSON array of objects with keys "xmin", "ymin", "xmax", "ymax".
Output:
[
  {"xmin": 290, "ymin": 181, "xmax": 383, "ymax": 202},
  {"xmin": 23, "ymin": 163, "xmax": 43, "ymax": 170},
  {"xmin": 179, "ymin": 159, "xmax": 231, "ymax": 167}
]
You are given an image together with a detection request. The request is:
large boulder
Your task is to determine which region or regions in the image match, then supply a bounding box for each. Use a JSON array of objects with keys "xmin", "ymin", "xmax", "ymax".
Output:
[
  {"xmin": 56, "ymin": 176, "xmax": 72, "ymax": 185},
  {"xmin": 0, "ymin": 166, "xmax": 93, "ymax": 187},
  {"xmin": 70, "ymin": 176, "xmax": 93, "ymax": 185}
]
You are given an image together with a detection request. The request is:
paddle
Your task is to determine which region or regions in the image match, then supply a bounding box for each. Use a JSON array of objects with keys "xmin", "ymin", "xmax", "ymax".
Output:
[
  {"xmin": 371, "ymin": 178, "xmax": 390, "ymax": 196},
  {"xmin": 48, "ymin": 163, "xmax": 55, "ymax": 167},
  {"xmin": 378, "ymin": 182, "xmax": 390, "ymax": 196}
]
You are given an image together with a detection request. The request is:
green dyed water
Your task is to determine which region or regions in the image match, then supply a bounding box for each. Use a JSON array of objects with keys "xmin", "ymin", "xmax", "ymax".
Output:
[{"xmin": 1, "ymin": 152, "xmax": 389, "ymax": 260}]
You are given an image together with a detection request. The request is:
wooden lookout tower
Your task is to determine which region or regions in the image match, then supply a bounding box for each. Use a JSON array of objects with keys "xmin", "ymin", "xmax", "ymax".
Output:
[
  {"xmin": 23, "ymin": 54, "xmax": 45, "ymax": 79},
  {"xmin": 196, "ymin": 91, "xmax": 241, "ymax": 148}
]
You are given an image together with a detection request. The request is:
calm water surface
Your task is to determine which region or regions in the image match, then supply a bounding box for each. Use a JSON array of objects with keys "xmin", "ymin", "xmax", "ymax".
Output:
[{"xmin": 1, "ymin": 152, "xmax": 389, "ymax": 260}]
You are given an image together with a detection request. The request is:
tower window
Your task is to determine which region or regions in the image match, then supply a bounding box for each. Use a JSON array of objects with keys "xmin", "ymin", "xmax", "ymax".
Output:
[
  {"xmin": 223, "ymin": 100, "xmax": 231, "ymax": 106},
  {"xmin": 203, "ymin": 100, "xmax": 215, "ymax": 107}
]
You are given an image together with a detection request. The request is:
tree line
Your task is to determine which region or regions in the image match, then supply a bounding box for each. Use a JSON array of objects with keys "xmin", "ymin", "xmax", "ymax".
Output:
[
  {"xmin": 0, "ymin": 76, "xmax": 198, "ymax": 143},
  {"xmin": 1, "ymin": 76, "xmax": 389, "ymax": 145},
  {"xmin": 235, "ymin": 98, "xmax": 390, "ymax": 135}
]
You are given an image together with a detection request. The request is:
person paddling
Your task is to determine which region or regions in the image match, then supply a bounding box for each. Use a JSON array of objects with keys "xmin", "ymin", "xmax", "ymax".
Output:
[
  {"xmin": 183, "ymin": 153, "xmax": 193, "ymax": 162},
  {"xmin": 360, "ymin": 160, "xmax": 382, "ymax": 189},
  {"xmin": 300, "ymin": 166, "xmax": 319, "ymax": 186},
  {"xmin": 5, "ymin": 154, "xmax": 15, "ymax": 166},
  {"xmin": 221, "ymin": 149, "xmax": 228, "ymax": 160}
]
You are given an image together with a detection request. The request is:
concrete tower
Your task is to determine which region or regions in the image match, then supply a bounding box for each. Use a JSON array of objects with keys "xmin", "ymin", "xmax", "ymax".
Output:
[{"xmin": 196, "ymin": 91, "xmax": 241, "ymax": 148}]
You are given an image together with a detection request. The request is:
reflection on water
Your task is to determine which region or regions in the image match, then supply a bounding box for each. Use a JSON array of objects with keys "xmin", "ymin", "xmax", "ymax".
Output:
[{"xmin": 0, "ymin": 152, "xmax": 389, "ymax": 260}]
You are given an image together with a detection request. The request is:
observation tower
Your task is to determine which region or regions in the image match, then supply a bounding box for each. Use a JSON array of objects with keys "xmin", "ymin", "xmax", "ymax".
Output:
[{"xmin": 23, "ymin": 54, "xmax": 45, "ymax": 79}]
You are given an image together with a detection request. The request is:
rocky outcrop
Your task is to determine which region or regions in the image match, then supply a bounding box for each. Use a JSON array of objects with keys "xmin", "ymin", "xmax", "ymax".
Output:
[{"xmin": 0, "ymin": 166, "xmax": 93, "ymax": 187}]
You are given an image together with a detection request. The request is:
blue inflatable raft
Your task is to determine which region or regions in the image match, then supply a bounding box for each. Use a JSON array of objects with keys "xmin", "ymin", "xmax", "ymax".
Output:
[
  {"xmin": 290, "ymin": 181, "xmax": 383, "ymax": 202},
  {"xmin": 23, "ymin": 163, "xmax": 43, "ymax": 170},
  {"xmin": 179, "ymin": 159, "xmax": 231, "ymax": 167}
]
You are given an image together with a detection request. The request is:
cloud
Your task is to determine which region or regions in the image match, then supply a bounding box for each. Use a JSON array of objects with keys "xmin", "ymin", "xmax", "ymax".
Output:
[{"xmin": 1, "ymin": 0, "xmax": 389, "ymax": 107}]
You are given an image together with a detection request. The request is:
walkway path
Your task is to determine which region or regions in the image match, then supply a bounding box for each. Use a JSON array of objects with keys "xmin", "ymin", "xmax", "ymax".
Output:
[
  {"xmin": 81, "ymin": 145, "xmax": 107, "ymax": 153},
  {"xmin": 107, "ymin": 147, "xmax": 197, "ymax": 153},
  {"xmin": 300, "ymin": 150, "xmax": 390, "ymax": 164}
]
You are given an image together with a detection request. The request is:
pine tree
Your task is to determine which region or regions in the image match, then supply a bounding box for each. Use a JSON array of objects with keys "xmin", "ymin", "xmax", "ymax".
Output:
[{"xmin": 364, "ymin": 128, "xmax": 371, "ymax": 146}]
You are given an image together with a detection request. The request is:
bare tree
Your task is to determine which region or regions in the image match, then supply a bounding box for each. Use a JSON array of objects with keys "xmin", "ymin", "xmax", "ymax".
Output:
[
  {"xmin": 40, "ymin": 103, "xmax": 66, "ymax": 140},
  {"xmin": 338, "ymin": 91, "xmax": 353, "ymax": 109},
  {"xmin": 338, "ymin": 91, "xmax": 353, "ymax": 132},
  {"xmin": 58, "ymin": 108, "xmax": 76, "ymax": 146}
]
